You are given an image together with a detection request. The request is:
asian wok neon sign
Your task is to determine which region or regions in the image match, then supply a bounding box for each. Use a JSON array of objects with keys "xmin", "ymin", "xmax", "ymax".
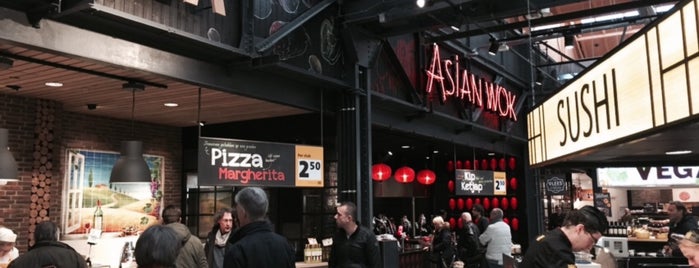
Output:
[{"xmin": 424, "ymin": 44, "xmax": 518, "ymax": 121}]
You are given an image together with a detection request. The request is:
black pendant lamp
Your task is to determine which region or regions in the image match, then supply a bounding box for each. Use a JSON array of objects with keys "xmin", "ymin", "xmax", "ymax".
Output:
[
  {"xmin": 110, "ymin": 140, "xmax": 151, "ymax": 183},
  {"xmin": 109, "ymin": 84, "xmax": 151, "ymax": 184},
  {"xmin": 0, "ymin": 128, "xmax": 18, "ymax": 183}
]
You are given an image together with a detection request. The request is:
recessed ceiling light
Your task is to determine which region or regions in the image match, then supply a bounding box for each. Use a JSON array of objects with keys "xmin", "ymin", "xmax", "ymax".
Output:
[
  {"xmin": 433, "ymin": 150, "xmax": 439, "ymax": 154},
  {"xmin": 401, "ymin": 145, "xmax": 411, "ymax": 149},
  {"xmin": 45, "ymin": 82, "xmax": 63, "ymax": 87},
  {"xmin": 163, "ymin": 103, "xmax": 179, "ymax": 107},
  {"xmin": 666, "ymin": 150, "xmax": 692, "ymax": 155},
  {"xmin": 488, "ymin": 152, "xmax": 495, "ymax": 156}
]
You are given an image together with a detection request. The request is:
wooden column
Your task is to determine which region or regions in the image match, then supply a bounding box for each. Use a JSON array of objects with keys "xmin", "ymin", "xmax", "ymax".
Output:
[{"xmin": 28, "ymin": 100, "xmax": 56, "ymax": 246}]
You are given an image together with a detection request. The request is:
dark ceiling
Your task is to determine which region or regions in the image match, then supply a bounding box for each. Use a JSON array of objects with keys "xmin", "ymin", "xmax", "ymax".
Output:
[
  {"xmin": 353, "ymin": 0, "xmax": 699, "ymax": 169},
  {"xmin": 2, "ymin": 0, "xmax": 697, "ymax": 169}
]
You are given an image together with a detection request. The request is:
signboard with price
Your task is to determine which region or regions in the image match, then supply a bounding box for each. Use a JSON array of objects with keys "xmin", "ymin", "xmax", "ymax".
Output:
[
  {"xmin": 197, "ymin": 137, "xmax": 324, "ymax": 187},
  {"xmin": 454, "ymin": 169, "xmax": 507, "ymax": 196}
]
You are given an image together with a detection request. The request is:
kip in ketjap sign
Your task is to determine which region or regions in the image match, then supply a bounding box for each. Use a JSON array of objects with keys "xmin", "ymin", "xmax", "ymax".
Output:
[
  {"xmin": 455, "ymin": 169, "xmax": 507, "ymax": 196},
  {"xmin": 424, "ymin": 44, "xmax": 518, "ymax": 121},
  {"xmin": 198, "ymin": 137, "xmax": 323, "ymax": 187}
]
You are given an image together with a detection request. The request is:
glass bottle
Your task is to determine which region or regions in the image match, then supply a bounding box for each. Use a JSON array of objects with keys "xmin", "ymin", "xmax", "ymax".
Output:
[{"xmin": 93, "ymin": 199, "xmax": 104, "ymax": 231}]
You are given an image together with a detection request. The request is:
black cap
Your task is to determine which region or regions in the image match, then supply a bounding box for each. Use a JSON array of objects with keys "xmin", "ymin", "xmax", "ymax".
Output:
[{"xmin": 579, "ymin": 205, "xmax": 609, "ymax": 234}]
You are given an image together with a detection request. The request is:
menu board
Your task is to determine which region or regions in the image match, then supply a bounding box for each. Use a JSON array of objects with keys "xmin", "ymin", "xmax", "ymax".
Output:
[
  {"xmin": 454, "ymin": 169, "xmax": 507, "ymax": 196},
  {"xmin": 198, "ymin": 137, "xmax": 324, "ymax": 187}
]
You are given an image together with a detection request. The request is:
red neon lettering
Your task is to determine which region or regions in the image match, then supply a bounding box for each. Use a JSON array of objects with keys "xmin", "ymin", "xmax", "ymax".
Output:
[
  {"xmin": 425, "ymin": 48, "xmax": 445, "ymax": 95},
  {"xmin": 424, "ymin": 44, "xmax": 517, "ymax": 121},
  {"xmin": 218, "ymin": 168, "xmax": 286, "ymax": 183}
]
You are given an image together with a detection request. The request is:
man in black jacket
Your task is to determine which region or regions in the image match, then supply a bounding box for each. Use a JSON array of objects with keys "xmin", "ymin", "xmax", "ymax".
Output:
[
  {"xmin": 9, "ymin": 221, "xmax": 87, "ymax": 268},
  {"xmin": 205, "ymin": 207, "xmax": 235, "ymax": 268},
  {"xmin": 519, "ymin": 206, "xmax": 608, "ymax": 268},
  {"xmin": 457, "ymin": 212, "xmax": 484, "ymax": 268},
  {"xmin": 666, "ymin": 201, "xmax": 699, "ymax": 256},
  {"xmin": 223, "ymin": 187, "xmax": 295, "ymax": 268},
  {"xmin": 329, "ymin": 201, "xmax": 380, "ymax": 268}
]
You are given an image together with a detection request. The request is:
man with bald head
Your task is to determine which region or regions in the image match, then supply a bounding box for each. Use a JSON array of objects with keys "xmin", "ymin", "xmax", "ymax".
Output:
[{"xmin": 458, "ymin": 212, "xmax": 485, "ymax": 267}]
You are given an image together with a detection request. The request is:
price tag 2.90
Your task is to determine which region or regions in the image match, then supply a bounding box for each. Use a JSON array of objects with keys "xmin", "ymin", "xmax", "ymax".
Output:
[{"xmin": 298, "ymin": 159, "xmax": 322, "ymax": 181}]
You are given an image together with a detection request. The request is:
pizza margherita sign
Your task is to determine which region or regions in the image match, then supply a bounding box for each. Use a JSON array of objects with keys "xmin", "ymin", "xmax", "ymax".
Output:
[
  {"xmin": 424, "ymin": 44, "xmax": 518, "ymax": 121},
  {"xmin": 198, "ymin": 137, "xmax": 323, "ymax": 187}
]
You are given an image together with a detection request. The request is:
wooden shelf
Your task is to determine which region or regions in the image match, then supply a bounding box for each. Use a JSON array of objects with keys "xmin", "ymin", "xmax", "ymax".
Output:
[{"xmin": 628, "ymin": 237, "xmax": 668, "ymax": 243}]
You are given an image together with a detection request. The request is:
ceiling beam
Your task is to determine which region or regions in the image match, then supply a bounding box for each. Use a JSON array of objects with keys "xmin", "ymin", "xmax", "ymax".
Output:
[
  {"xmin": 426, "ymin": 0, "xmax": 678, "ymax": 43},
  {"xmin": 0, "ymin": 7, "xmax": 324, "ymax": 111}
]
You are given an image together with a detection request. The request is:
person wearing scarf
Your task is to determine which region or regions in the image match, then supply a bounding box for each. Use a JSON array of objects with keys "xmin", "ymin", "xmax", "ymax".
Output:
[{"xmin": 205, "ymin": 208, "xmax": 235, "ymax": 268}]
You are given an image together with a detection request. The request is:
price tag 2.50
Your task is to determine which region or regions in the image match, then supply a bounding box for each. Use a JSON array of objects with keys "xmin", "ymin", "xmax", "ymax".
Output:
[{"xmin": 298, "ymin": 159, "xmax": 322, "ymax": 181}]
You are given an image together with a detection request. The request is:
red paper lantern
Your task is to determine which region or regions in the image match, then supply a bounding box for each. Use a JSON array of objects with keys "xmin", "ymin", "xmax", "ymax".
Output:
[
  {"xmin": 449, "ymin": 218, "xmax": 456, "ymax": 230},
  {"xmin": 394, "ymin": 166, "xmax": 415, "ymax": 183},
  {"xmin": 511, "ymin": 197, "xmax": 518, "ymax": 210},
  {"xmin": 501, "ymin": 197, "xmax": 509, "ymax": 210},
  {"xmin": 503, "ymin": 217, "xmax": 510, "ymax": 226},
  {"xmin": 466, "ymin": 198, "xmax": 474, "ymax": 210},
  {"xmin": 490, "ymin": 158, "xmax": 497, "ymax": 170},
  {"xmin": 457, "ymin": 198, "xmax": 464, "ymax": 210},
  {"xmin": 481, "ymin": 159, "xmax": 488, "ymax": 170},
  {"xmin": 492, "ymin": 197, "xmax": 500, "ymax": 209},
  {"xmin": 509, "ymin": 177, "xmax": 518, "ymax": 190},
  {"xmin": 447, "ymin": 160, "xmax": 454, "ymax": 172},
  {"xmin": 498, "ymin": 158, "xmax": 506, "ymax": 171},
  {"xmin": 417, "ymin": 169, "xmax": 436, "ymax": 185},
  {"xmin": 371, "ymin": 163, "xmax": 392, "ymax": 182},
  {"xmin": 458, "ymin": 217, "xmax": 464, "ymax": 229},
  {"xmin": 483, "ymin": 197, "xmax": 491, "ymax": 210},
  {"xmin": 473, "ymin": 159, "xmax": 480, "ymax": 170},
  {"xmin": 512, "ymin": 217, "xmax": 520, "ymax": 231},
  {"xmin": 474, "ymin": 198, "xmax": 481, "ymax": 205},
  {"xmin": 455, "ymin": 160, "xmax": 463, "ymax": 169},
  {"xmin": 464, "ymin": 160, "xmax": 472, "ymax": 170},
  {"xmin": 448, "ymin": 180, "xmax": 455, "ymax": 193},
  {"xmin": 449, "ymin": 198, "xmax": 456, "ymax": 210},
  {"xmin": 508, "ymin": 157, "xmax": 516, "ymax": 170}
]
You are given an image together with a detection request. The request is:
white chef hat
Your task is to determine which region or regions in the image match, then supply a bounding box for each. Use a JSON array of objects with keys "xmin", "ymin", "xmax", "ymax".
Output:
[{"xmin": 0, "ymin": 227, "xmax": 17, "ymax": 242}]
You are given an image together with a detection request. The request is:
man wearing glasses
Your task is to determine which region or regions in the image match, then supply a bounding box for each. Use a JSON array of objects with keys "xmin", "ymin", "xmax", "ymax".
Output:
[
  {"xmin": 329, "ymin": 201, "xmax": 380, "ymax": 268},
  {"xmin": 519, "ymin": 206, "xmax": 608, "ymax": 268}
]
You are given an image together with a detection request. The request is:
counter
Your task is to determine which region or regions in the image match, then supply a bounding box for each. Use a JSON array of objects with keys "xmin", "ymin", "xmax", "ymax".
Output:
[
  {"xmin": 617, "ymin": 256, "xmax": 688, "ymax": 268},
  {"xmin": 61, "ymin": 235, "xmax": 138, "ymax": 268},
  {"xmin": 295, "ymin": 262, "xmax": 328, "ymax": 268},
  {"xmin": 399, "ymin": 248, "xmax": 426, "ymax": 268}
]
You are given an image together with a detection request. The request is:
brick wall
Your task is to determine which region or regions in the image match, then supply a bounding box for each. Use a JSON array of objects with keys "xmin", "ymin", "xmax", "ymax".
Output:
[{"xmin": 0, "ymin": 93, "xmax": 182, "ymax": 252}]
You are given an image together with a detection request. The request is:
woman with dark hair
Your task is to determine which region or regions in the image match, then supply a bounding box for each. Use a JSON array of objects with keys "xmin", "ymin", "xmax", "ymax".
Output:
[
  {"xmin": 471, "ymin": 204, "xmax": 489, "ymax": 234},
  {"xmin": 135, "ymin": 225, "xmax": 182, "ymax": 268}
]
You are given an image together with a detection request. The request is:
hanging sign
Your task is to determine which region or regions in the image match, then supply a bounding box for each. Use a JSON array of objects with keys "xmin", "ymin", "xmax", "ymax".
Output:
[
  {"xmin": 424, "ymin": 44, "xmax": 518, "ymax": 121},
  {"xmin": 454, "ymin": 169, "xmax": 507, "ymax": 196},
  {"xmin": 527, "ymin": 0, "xmax": 699, "ymax": 167},
  {"xmin": 198, "ymin": 137, "xmax": 324, "ymax": 187},
  {"xmin": 597, "ymin": 166, "xmax": 699, "ymax": 187},
  {"xmin": 545, "ymin": 174, "xmax": 567, "ymax": 195}
]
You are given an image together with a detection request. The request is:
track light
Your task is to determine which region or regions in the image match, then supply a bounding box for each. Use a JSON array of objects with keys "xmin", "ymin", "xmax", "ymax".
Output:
[
  {"xmin": 416, "ymin": 0, "xmax": 434, "ymax": 8},
  {"xmin": 488, "ymin": 39, "xmax": 500, "ymax": 56},
  {"xmin": 564, "ymin": 35, "xmax": 575, "ymax": 49},
  {"xmin": 0, "ymin": 57, "xmax": 13, "ymax": 70},
  {"xmin": 122, "ymin": 81, "xmax": 145, "ymax": 92},
  {"xmin": 535, "ymin": 71, "xmax": 544, "ymax": 86}
]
